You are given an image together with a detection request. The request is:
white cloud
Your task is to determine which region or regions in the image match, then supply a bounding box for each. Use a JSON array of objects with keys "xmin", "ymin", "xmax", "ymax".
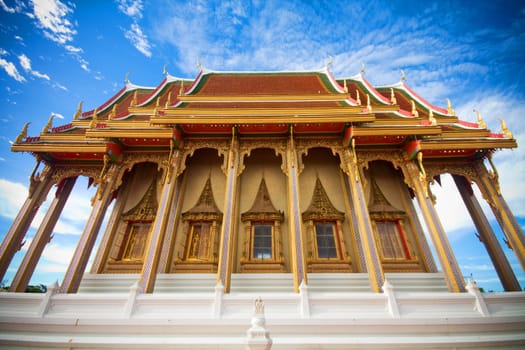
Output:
[
  {"xmin": 124, "ymin": 23, "xmax": 152, "ymax": 57},
  {"xmin": 117, "ymin": 0, "xmax": 143, "ymax": 19},
  {"xmin": 0, "ymin": 178, "xmax": 27, "ymax": 219},
  {"xmin": 0, "ymin": 55, "xmax": 25, "ymax": 82},
  {"xmin": 0, "ymin": 0, "xmax": 15, "ymax": 13},
  {"xmin": 31, "ymin": 0, "xmax": 77, "ymax": 45},
  {"xmin": 18, "ymin": 53, "xmax": 50, "ymax": 80}
]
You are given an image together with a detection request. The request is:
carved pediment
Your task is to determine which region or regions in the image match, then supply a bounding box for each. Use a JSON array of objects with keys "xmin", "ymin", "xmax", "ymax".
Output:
[
  {"xmin": 368, "ymin": 179, "xmax": 405, "ymax": 219},
  {"xmin": 122, "ymin": 181, "xmax": 157, "ymax": 221},
  {"xmin": 182, "ymin": 177, "xmax": 223, "ymax": 222},
  {"xmin": 302, "ymin": 177, "xmax": 344, "ymax": 222},
  {"xmin": 241, "ymin": 178, "xmax": 284, "ymax": 222}
]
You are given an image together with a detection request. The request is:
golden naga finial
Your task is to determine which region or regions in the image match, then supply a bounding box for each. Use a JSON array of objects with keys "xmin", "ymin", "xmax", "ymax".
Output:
[
  {"xmin": 366, "ymin": 93, "xmax": 372, "ymax": 112},
  {"xmin": 196, "ymin": 57, "xmax": 202, "ymax": 69},
  {"xmin": 163, "ymin": 63, "xmax": 168, "ymax": 76},
  {"xmin": 499, "ymin": 118, "xmax": 513, "ymax": 139},
  {"xmin": 108, "ymin": 103, "xmax": 117, "ymax": 120},
  {"xmin": 446, "ymin": 98, "xmax": 455, "ymax": 115},
  {"xmin": 474, "ymin": 109, "xmax": 486, "ymax": 129},
  {"xmin": 73, "ymin": 101, "xmax": 83, "ymax": 121},
  {"xmin": 343, "ymin": 79, "xmax": 348, "ymax": 93},
  {"xmin": 15, "ymin": 122, "xmax": 30, "ymax": 143},
  {"xmin": 131, "ymin": 90, "xmax": 138, "ymax": 107},
  {"xmin": 179, "ymin": 80, "xmax": 185, "ymax": 95},
  {"xmin": 356, "ymin": 89, "xmax": 361, "ymax": 105},
  {"xmin": 428, "ymin": 108, "xmax": 437, "ymax": 126},
  {"xmin": 411, "ymin": 100, "xmax": 419, "ymax": 117},
  {"xmin": 360, "ymin": 62, "xmax": 366, "ymax": 74},
  {"xmin": 165, "ymin": 91, "xmax": 172, "ymax": 108},
  {"xmin": 89, "ymin": 108, "xmax": 98, "ymax": 128},
  {"xmin": 124, "ymin": 71, "xmax": 131, "ymax": 84},
  {"xmin": 400, "ymin": 69, "xmax": 406, "ymax": 81},
  {"xmin": 41, "ymin": 114, "xmax": 55, "ymax": 133},
  {"xmin": 390, "ymin": 88, "xmax": 397, "ymax": 105}
]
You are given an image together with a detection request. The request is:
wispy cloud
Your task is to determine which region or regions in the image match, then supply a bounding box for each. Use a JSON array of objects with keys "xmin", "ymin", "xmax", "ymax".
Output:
[
  {"xmin": 0, "ymin": 51, "xmax": 25, "ymax": 82},
  {"xmin": 124, "ymin": 23, "xmax": 152, "ymax": 58},
  {"xmin": 118, "ymin": 0, "xmax": 152, "ymax": 57},
  {"xmin": 18, "ymin": 53, "xmax": 50, "ymax": 80}
]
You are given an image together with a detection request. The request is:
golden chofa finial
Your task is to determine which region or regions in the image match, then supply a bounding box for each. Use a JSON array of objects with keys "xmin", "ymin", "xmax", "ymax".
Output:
[
  {"xmin": 355, "ymin": 89, "xmax": 361, "ymax": 105},
  {"xmin": 15, "ymin": 122, "xmax": 30, "ymax": 143},
  {"xmin": 41, "ymin": 114, "xmax": 55, "ymax": 133},
  {"xmin": 124, "ymin": 71, "xmax": 131, "ymax": 84},
  {"xmin": 73, "ymin": 101, "xmax": 83, "ymax": 121},
  {"xmin": 499, "ymin": 118, "xmax": 513, "ymax": 139},
  {"xmin": 163, "ymin": 63, "xmax": 168, "ymax": 76},
  {"xmin": 390, "ymin": 88, "xmax": 397, "ymax": 105},
  {"xmin": 196, "ymin": 58, "xmax": 202, "ymax": 69},
  {"xmin": 446, "ymin": 98, "xmax": 455, "ymax": 115},
  {"xmin": 411, "ymin": 100, "xmax": 419, "ymax": 117},
  {"xmin": 360, "ymin": 62, "xmax": 366, "ymax": 74},
  {"xmin": 326, "ymin": 56, "xmax": 333, "ymax": 68},
  {"xmin": 179, "ymin": 80, "xmax": 185, "ymax": 95},
  {"xmin": 474, "ymin": 109, "xmax": 486, "ymax": 129},
  {"xmin": 400, "ymin": 69, "xmax": 406, "ymax": 81}
]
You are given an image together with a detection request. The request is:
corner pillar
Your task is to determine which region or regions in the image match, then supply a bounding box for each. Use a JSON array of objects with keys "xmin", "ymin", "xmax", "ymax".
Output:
[
  {"xmin": 60, "ymin": 163, "xmax": 121, "ymax": 293},
  {"xmin": 341, "ymin": 148, "xmax": 384, "ymax": 293},
  {"xmin": 0, "ymin": 163, "xmax": 55, "ymax": 281},
  {"xmin": 10, "ymin": 176, "xmax": 77, "ymax": 292},
  {"xmin": 216, "ymin": 131, "xmax": 241, "ymax": 293},
  {"xmin": 404, "ymin": 159, "xmax": 465, "ymax": 292},
  {"xmin": 285, "ymin": 131, "xmax": 308, "ymax": 293},
  {"xmin": 474, "ymin": 160, "xmax": 525, "ymax": 273},
  {"xmin": 453, "ymin": 174, "xmax": 520, "ymax": 291},
  {"xmin": 138, "ymin": 149, "xmax": 183, "ymax": 293}
]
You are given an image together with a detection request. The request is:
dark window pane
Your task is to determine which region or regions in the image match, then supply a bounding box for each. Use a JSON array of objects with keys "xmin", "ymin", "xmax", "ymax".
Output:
[
  {"xmin": 315, "ymin": 223, "xmax": 337, "ymax": 258},
  {"xmin": 253, "ymin": 224, "xmax": 272, "ymax": 259}
]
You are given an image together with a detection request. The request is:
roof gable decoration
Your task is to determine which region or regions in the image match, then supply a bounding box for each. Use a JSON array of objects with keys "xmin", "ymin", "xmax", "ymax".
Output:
[
  {"xmin": 302, "ymin": 177, "xmax": 345, "ymax": 222},
  {"xmin": 182, "ymin": 177, "xmax": 223, "ymax": 222},
  {"xmin": 241, "ymin": 178, "xmax": 284, "ymax": 223}
]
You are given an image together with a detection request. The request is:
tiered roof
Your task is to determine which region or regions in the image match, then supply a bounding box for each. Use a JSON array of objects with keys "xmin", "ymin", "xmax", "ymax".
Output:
[{"xmin": 12, "ymin": 67, "xmax": 516, "ymax": 163}]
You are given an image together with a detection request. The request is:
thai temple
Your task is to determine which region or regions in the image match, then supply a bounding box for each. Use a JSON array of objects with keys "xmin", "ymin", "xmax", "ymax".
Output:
[{"xmin": 0, "ymin": 65, "xmax": 524, "ymax": 349}]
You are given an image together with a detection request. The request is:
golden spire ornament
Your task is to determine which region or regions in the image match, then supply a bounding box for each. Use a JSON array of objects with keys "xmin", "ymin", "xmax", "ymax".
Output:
[
  {"xmin": 499, "ymin": 118, "xmax": 513, "ymax": 139},
  {"xmin": 446, "ymin": 98, "xmax": 455, "ymax": 115},
  {"xmin": 390, "ymin": 88, "xmax": 397, "ymax": 105},
  {"xmin": 41, "ymin": 114, "xmax": 55, "ymax": 133},
  {"xmin": 474, "ymin": 109, "xmax": 486, "ymax": 129},
  {"xmin": 73, "ymin": 101, "xmax": 83, "ymax": 121},
  {"xmin": 15, "ymin": 122, "xmax": 30, "ymax": 143}
]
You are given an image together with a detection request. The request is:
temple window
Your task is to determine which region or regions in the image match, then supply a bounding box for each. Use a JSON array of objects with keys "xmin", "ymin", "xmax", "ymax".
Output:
[
  {"xmin": 120, "ymin": 221, "xmax": 150, "ymax": 261},
  {"xmin": 252, "ymin": 223, "xmax": 273, "ymax": 259},
  {"xmin": 374, "ymin": 220, "xmax": 410, "ymax": 260},
  {"xmin": 173, "ymin": 177, "xmax": 222, "ymax": 272},
  {"xmin": 302, "ymin": 178, "xmax": 351, "ymax": 272},
  {"xmin": 240, "ymin": 178, "xmax": 285, "ymax": 272}
]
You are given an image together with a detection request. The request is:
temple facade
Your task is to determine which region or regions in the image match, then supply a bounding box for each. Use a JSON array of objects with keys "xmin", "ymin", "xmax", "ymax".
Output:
[{"xmin": 0, "ymin": 67, "xmax": 524, "ymax": 349}]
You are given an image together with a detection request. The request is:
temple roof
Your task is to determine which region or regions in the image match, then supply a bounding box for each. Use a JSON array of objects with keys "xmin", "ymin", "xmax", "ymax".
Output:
[{"xmin": 11, "ymin": 66, "xmax": 517, "ymax": 164}]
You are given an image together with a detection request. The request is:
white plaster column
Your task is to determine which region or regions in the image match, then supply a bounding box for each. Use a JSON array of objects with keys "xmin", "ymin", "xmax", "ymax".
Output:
[
  {"xmin": 0, "ymin": 164, "xmax": 55, "ymax": 281},
  {"xmin": 10, "ymin": 176, "xmax": 77, "ymax": 292}
]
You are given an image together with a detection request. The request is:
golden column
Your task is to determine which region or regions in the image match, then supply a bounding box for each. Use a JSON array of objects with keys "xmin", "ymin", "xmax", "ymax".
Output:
[
  {"xmin": 216, "ymin": 130, "xmax": 240, "ymax": 293},
  {"xmin": 0, "ymin": 163, "xmax": 55, "ymax": 281},
  {"xmin": 453, "ymin": 174, "xmax": 521, "ymax": 291},
  {"xmin": 60, "ymin": 163, "xmax": 121, "ymax": 293},
  {"xmin": 286, "ymin": 129, "xmax": 308, "ymax": 292},
  {"xmin": 10, "ymin": 176, "xmax": 77, "ymax": 292},
  {"xmin": 138, "ymin": 149, "xmax": 183, "ymax": 293},
  {"xmin": 340, "ymin": 146, "xmax": 384, "ymax": 293},
  {"xmin": 473, "ymin": 159, "xmax": 525, "ymax": 273},
  {"xmin": 404, "ymin": 156, "xmax": 465, "ymax": 292}
]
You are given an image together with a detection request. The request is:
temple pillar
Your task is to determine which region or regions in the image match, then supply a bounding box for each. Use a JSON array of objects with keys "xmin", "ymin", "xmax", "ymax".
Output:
[
  {"xmin": 138, "ymin": 150, "xmax": 182, "ymax": 293},
  {"xmin": 60, "ymin": 163, "xmax": 121, "ymax": 293},
  {"xmin": 0, "ymin": 164, "xmax": 55, "ymax": 281},
  {"xmin": 404, "ymin": 159, "xmax": 465, "ymax": 292},
  {"xmin": 473, "ymin": 160, "xmax": 525, "ymax": 273},
  {"xmin": 453, "ymin": 174, "xmax": 521, "ymax": 291},
  {"xmin": 286, "ymin": 131, "xmax": 308, "ymax": 293},
  {"xmin": 10, "ymin": 176, "xmax": 77, "ymax": 292},
  {"xmin": 341, "ymin": 147, "xmax": 384, "ymax": 293},
  {"xmin": 216, "ymin": 133, "xmax": 240, "ymax": 293},
  {"xmin": 90, "ymin": 176, "xmax": 132, "ymax": 273}
]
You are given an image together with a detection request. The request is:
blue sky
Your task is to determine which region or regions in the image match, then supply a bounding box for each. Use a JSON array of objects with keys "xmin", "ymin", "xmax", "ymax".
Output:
[{"xmin": 0, "ymin": 0, "xmax": 523, "ymax": 292}]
